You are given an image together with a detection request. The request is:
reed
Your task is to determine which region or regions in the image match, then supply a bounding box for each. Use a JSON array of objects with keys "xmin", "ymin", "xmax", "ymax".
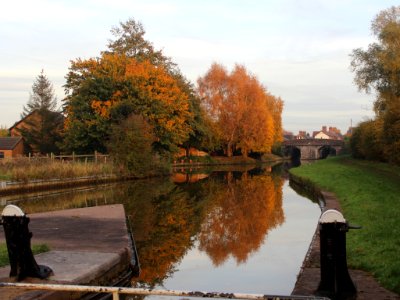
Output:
[{"xmin": 0, "ymin": 157, "xmax": 116, "ymax": 183}]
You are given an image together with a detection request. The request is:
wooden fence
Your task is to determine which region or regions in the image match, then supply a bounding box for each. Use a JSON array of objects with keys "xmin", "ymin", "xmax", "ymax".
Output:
[{"xmin": 25, "ymin": 151, "xmax": 109, "ymax": 163}]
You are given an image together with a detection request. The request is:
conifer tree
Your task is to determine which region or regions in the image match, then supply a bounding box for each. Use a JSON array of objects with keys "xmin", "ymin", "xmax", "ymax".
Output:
[
  {"xmin": 22, "ymin": 70, "xmax": 57, "ymax": 117},
  {"xmin": 18, "ymin": 70, "xmax": 63, "ymax": 154}
]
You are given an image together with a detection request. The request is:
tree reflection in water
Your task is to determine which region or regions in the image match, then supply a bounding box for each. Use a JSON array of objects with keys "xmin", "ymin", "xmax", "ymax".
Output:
[
  {"xmin": 5, "ymin": 166, "xmax": 285, "ymax": 289},
  {"xmin": 198, "ymin": 171, "xmax": 284, "ymax": 266},
  {"xmin": 130, "ymin": 187, "xmax": 198, "ymax": 287},
  {"xmin": 130, "ymin": 167, "xmax": 284, "ymax": 287}
]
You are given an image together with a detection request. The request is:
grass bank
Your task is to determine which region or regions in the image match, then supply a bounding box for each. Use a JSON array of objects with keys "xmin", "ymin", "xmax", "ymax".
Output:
[
  {"xmin": 290, "ymin": 156, "xmax": 400, "ymax": 294},
  {"xmin": 0, "ymin": 243, "xmax": 49, "ymax": 267}
]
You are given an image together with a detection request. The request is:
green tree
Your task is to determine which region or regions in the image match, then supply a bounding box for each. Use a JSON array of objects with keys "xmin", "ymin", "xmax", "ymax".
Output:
[
  {"xmin": 177, "ymin": 78, "xmax": 214, "ymax": 155},
  {"xmin": 18, "ymin": 110, "xmax": 63, "ymax": 154},
  {"xmin": 18, "ymin": 70, "xmax": 63, "ymax": 154},
  {"xmin": 350, "ymin": 6, "xmax": 400, "ymax": 164},
  {"xmin": 107, "ymin": 18, "xmax": 174, "ymax": 70},
  {"xmin": 350, "ymin": 119, "xmax": 384, "ymax": 161},
  {"xmin": 108, "ymin": 114, "xmax": 169, "ymax": 177}
]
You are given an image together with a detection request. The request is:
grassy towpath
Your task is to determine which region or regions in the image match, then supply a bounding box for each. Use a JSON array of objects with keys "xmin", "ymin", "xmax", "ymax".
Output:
[{"xmin": 290, "ymin": 156, "xmax": 400, "ymax": 294}]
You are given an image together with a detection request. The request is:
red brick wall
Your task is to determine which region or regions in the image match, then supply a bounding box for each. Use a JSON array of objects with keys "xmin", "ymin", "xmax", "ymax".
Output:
[
  {"xmin": 0, "ymin": 140, "xmax": 24, "ymax": 158},
  {"xmin": 12, "ymin": 140, "xmax": 24, "ymax": 157}
]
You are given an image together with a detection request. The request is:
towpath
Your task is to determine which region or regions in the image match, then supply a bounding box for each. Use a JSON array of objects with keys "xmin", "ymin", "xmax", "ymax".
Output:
[{"xmin": 292, "ymin": 191, "xmax": 399, "ymax": 300}]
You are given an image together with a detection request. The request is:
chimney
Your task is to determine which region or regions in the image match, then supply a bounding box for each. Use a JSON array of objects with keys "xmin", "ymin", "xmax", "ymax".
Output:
[{"xmin": 322, "ymin": 126, "xmax": 327, "ymax": 132}]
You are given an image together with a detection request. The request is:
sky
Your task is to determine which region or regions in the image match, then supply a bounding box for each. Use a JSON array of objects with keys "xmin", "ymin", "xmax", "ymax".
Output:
[{"xmin": 1, "ymin": 0, "xmax": 398, "ymax": 134}]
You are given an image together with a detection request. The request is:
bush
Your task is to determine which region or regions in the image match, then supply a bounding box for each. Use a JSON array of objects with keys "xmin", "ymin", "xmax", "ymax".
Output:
[
  {"xmin": 108, "ymin": 115, "xmax": 169, "ymax": 177},
  {"xmin": 350, "ymin": 119, "xmax": 384, "ymax": 161}
]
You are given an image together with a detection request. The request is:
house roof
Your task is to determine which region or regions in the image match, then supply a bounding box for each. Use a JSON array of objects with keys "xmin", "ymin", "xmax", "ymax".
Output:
[
  {"xmin": 9, "ymin": 109, "xmax": 64, "ymax": 132},
  {"xmin": 313, "ymin": 130, "xmax": 342, "ymax": 140},
  {"xmin": 0, "ymin": 137, "xmax": 23, "ymax": 150},
  {"xmin": 8, "ymin": 110, "xmax": 38, "ymax": 131}
]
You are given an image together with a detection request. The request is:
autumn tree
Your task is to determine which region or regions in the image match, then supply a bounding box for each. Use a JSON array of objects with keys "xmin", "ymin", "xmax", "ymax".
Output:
[
  {"xmin": 62, "ymin": 18, "xmax": 210, "ymax": 157},
  {"xmin": 0, "ymin": 125, "xmax": 9, "ymax": 137},
  {"xmin": 180, "ymin": 81, "xmax": 215, "ymax": 155},
  {"xmin": 62, "ymin": 53, "xmax": 193, "ymax": 154},
  {"xmin": 18, "ymin": 70, "xmax": 63, "ymax": 154},
  {"xmin": 350, "ymin": 6, "xmax": 400, "ymax": 164},
  {"xmin": 108, "ymin": 18, "xmax": 212, "ymax": 153},
  {"xmin": 197, "ymin": 63, "xmax": 283, "ymax": 157}
]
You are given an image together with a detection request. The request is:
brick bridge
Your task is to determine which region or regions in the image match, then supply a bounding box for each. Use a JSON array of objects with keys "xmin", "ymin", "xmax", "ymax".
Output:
[{"xmin": 282, "ymin": 139, "xmax": 344, "ymax": 160}]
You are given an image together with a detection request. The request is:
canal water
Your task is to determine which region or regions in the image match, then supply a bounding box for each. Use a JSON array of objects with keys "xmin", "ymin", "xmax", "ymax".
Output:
[{"xmin": 3, "ymin": 164, "xmax": 321, "ymax": 296}]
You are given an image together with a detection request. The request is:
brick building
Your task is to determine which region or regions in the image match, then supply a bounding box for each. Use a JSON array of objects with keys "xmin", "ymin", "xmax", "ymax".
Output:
[{"xmin": 0, "ymin": 137, "xmax": 24, "ymax": 158}]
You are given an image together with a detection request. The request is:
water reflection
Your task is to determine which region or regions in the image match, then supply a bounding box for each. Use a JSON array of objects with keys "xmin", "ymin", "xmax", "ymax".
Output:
[
  {"xmin": 171, "ymin": 172, "xmax": 209, "ymax": 183},
  {"xmin": 2, "ymin": 165, "xmax": 320, "ymax": 294},
  {"xmin": 198, "ymin": 171, "xmax": 284, "ymax": 266}
]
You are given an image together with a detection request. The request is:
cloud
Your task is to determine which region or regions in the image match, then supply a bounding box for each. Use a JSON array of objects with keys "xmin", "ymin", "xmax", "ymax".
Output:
[{"xmin": 0, "ymin": 0, "xmax": 397, "ymax": 131}]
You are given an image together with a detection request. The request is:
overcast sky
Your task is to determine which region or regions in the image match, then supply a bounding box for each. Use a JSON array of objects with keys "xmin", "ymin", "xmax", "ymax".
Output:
[{"xmin": 1, "ymin": 0, "xmax": 398, "ymax": 134}]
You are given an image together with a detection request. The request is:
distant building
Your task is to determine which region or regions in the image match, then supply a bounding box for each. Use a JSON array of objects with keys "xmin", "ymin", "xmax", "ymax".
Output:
[
  {"xmin": 344, "ymin": 126, "xmax": 353, "ymax": 138},
  {"xmin": 312, "ymin": 126, "xmax": 343, "ymax": 140},
  {"xmin": 0, "ymin": 137, "xmax": 24, "ymax": 159},
  {"xmin": 283, "ymin": 130, "xmax": 294, "ymax": 141},
  {"xmin": 295, "ymin": 130, "xmax": 310, "ymax": 139}
]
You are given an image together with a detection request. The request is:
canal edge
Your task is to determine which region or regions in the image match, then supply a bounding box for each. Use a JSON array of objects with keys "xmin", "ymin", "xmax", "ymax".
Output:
[
  {"xmin": 289, "ymin": 173, "xmax": 399, "ymax": 299},
  {"xmin": 0, "ymin": 204, "xmax": 136, "ymax": 300}
]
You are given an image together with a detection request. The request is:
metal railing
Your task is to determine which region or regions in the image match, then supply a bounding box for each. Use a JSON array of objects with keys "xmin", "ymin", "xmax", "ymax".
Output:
[{"xmin": 0, "ymin": 282, "xmax": 329, "ymax": 300}]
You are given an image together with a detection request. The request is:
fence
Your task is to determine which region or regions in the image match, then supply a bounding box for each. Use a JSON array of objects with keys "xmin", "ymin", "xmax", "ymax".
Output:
[{"xmin": 21, "ymin": 151, "xmax": 110, "ymax": 163}]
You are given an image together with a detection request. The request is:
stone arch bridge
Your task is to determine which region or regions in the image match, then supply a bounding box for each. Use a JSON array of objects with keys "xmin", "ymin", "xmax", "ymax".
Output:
[{"xmin": 282, "ymin": 139, "xmax": 344, "ymax": 160}]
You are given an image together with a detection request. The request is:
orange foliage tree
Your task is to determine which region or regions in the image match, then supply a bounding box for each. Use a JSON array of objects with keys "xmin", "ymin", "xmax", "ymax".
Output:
[
  {"xmin": 63, "ymin": 53, "xmax": 193, "ymax": 153},
  {"xmin": 197, "ymin": 63, "xmax": 283, "ymax": 157}
]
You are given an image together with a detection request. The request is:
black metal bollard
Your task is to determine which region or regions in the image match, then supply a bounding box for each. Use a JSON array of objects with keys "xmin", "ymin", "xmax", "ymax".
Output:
[
  {"xmin": 317, "ymin": 209, "xmax": 360, "ymax": 300},
  {"xmin": 1, "ymin": 205, "xmax": 53, "ymax": 281}
]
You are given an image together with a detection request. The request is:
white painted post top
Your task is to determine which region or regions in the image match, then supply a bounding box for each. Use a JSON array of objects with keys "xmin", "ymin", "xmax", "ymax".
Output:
[
  {"xmin": 1, "ymin": 204, "xmax": 25, "ymax": 217},
  {"xmin": 320, "ymin": 209, "xmax": 346, "ymax": 223}
]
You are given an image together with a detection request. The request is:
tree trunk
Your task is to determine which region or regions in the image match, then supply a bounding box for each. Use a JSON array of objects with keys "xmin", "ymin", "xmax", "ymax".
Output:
[
  {"xmin": 185, "ymin": 146, "xmax": 190, "ymax": 157},
  {"xmin": 242, "ymin": 148, "xmax": 248, "ymax": 158},
  {"xmin": 226, "ymin": 143, "xmax": 233, "ymax": 157}
]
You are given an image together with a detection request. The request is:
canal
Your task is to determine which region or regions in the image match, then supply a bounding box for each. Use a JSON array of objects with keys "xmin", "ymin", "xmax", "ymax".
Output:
[{"xmin": 3, "ymin": 164, "xmax": 321, "ymax": 296}]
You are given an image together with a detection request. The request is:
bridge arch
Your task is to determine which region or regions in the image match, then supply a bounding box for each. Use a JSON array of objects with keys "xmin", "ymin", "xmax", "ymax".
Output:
[
  {"xmin": 318, "ymin": 145, "xmax": 337, "ymax": 159},
  {"xmin": 283, "ymin": 146, "xmax": 301, "ymax": 161},
  {"xmin": 282, "ymin": 139, "xmax": 344, "ymax": 160}
]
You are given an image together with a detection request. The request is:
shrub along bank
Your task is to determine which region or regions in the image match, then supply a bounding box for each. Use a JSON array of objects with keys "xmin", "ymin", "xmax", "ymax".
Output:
[{"xmin": 290, "ymin": 156, "xmax": 400, "ymax": 294}]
